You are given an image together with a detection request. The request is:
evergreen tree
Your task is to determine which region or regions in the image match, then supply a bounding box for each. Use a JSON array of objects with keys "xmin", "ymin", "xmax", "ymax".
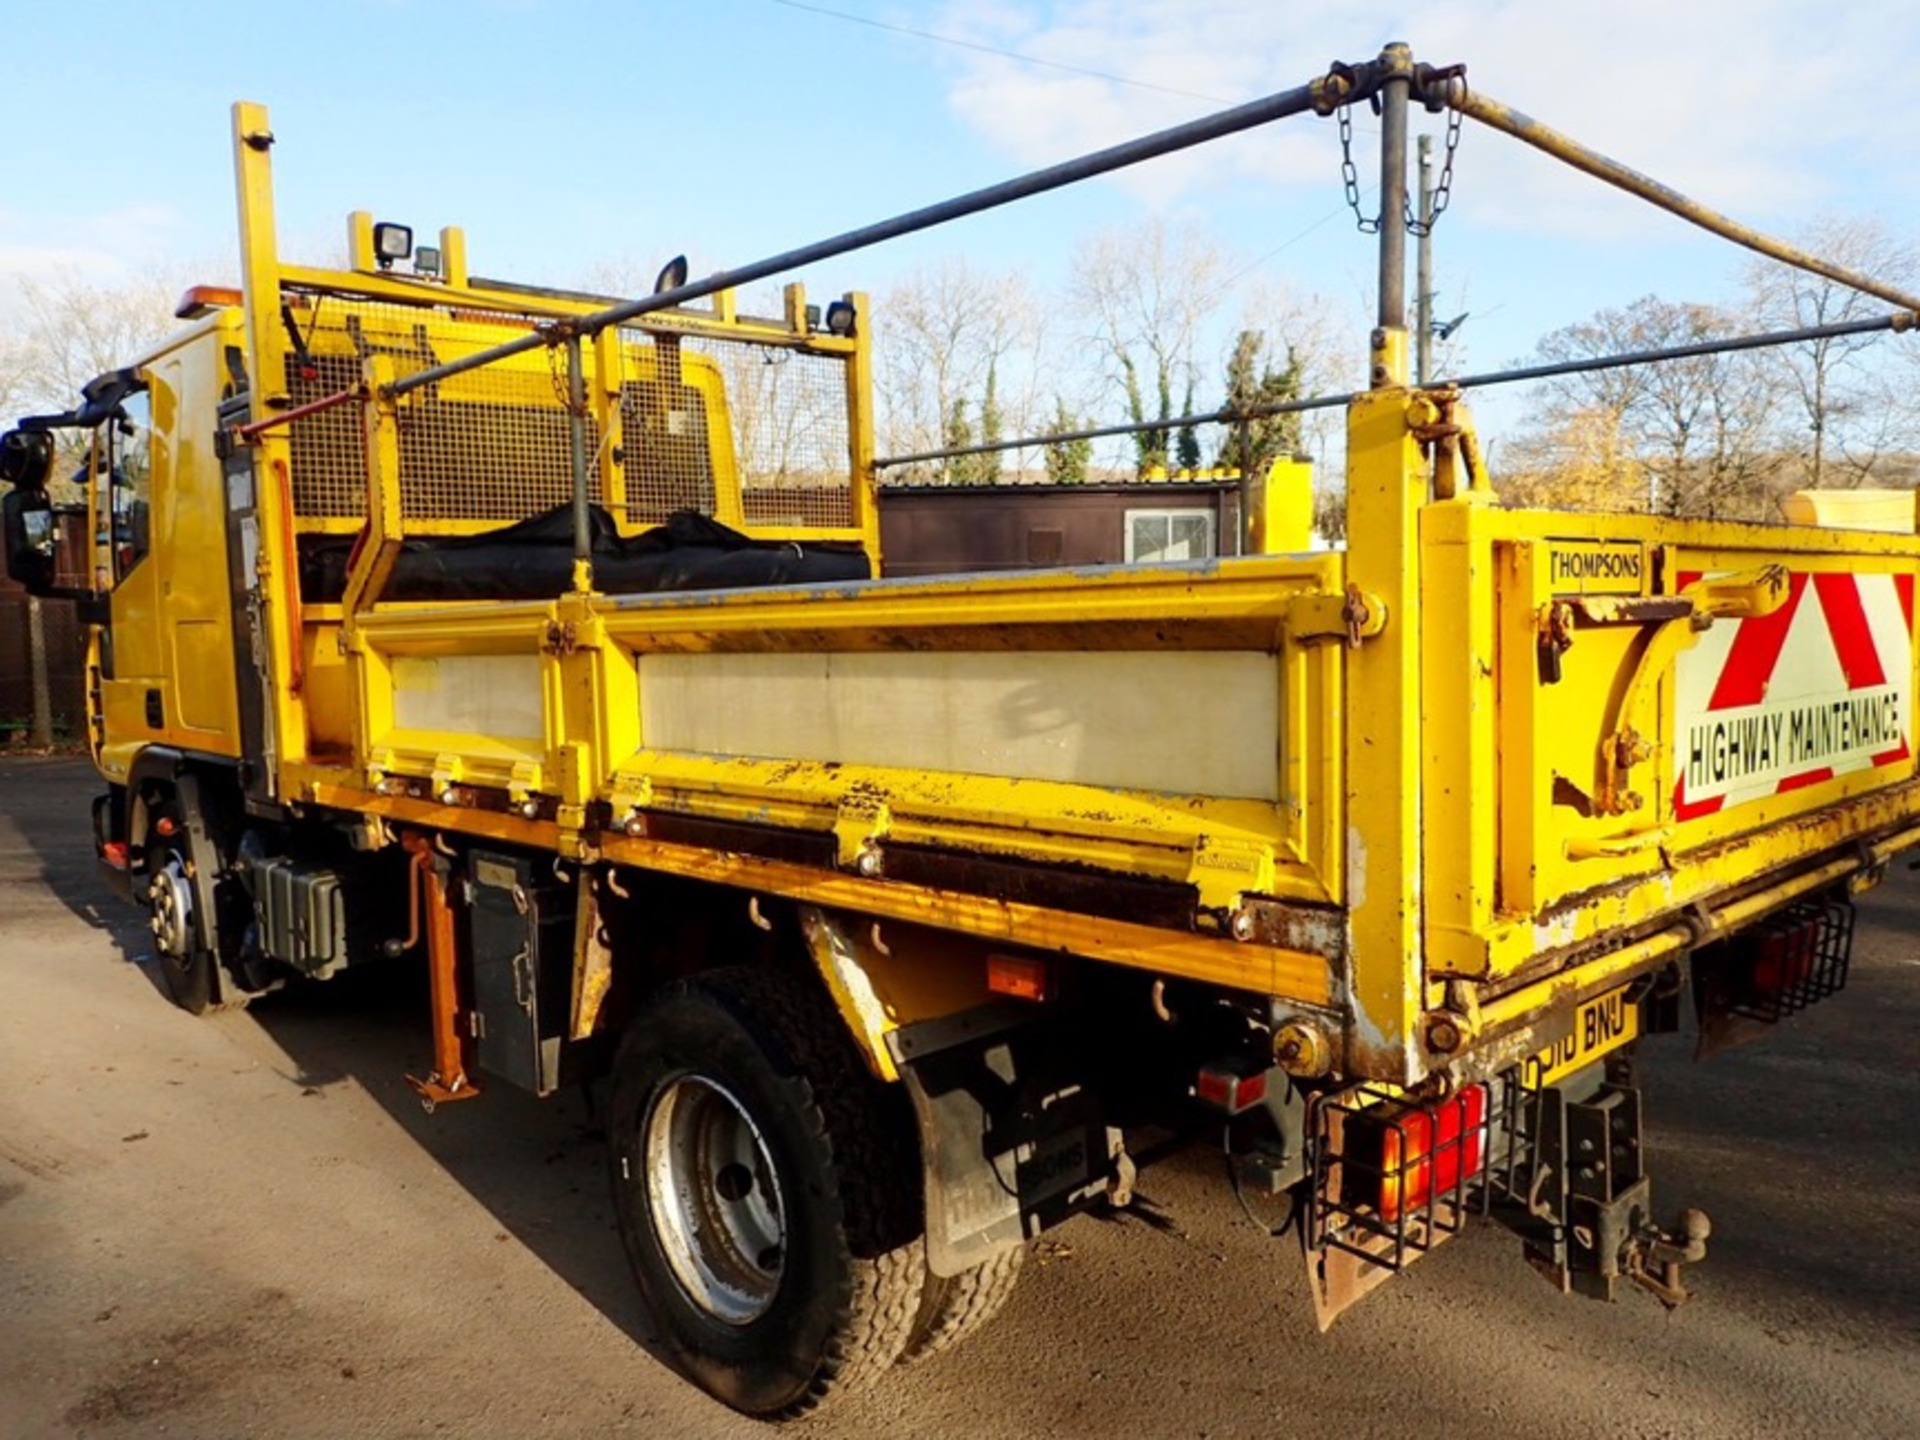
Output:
[
  {"xmin": 1123, "ymin": 354, "xmax": 1170, "ymax": 476},
  {"xmin": 1217, "ymin": 329, "xmax": 1303, "ymax": 480},
  {"xmin": 942, "ymin": 395, "xmax": 972, "ymax": 485},
  {"xmin": 1176, "ymin": 378, "xmax": 1201, "ymax": 471},
  {"xmin": 1044, "ymin": 397, "xmax": 1093, "ymax": 484},
  {"xmin": 946, "ymin": 365, "xmax": 1005, "ymax": 485}
]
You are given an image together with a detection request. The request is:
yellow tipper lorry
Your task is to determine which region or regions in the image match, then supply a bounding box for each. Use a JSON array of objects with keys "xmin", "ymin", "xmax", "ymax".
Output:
[{"xmin": 6, "ymin": 46, "xmax": 1920, "ymax": 1419}]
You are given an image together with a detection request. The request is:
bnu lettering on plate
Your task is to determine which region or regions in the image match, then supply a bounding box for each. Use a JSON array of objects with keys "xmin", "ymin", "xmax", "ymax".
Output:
[
  {"xmin": 1530, "ymin": 985, "xmax": 1639, "ymax": 1086},
  {"xmin": 1547, "ymin": 542, "xmax": 1644, "ymax": 595}
]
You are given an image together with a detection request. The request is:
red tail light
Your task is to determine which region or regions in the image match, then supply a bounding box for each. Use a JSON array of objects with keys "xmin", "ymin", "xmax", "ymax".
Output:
[
  {"xmin": 1751, "ymin": 922, "xmax": 1819, "ymax": 996},
  {"xmin": 1378, "ymin": 1084, "xmax": 1488, "ymax": 1223}
]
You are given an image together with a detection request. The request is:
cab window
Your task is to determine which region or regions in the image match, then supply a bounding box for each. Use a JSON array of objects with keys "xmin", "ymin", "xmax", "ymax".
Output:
[{"xmin": 105, "ymin": 388, "xmax": 153, "ymax": 580}]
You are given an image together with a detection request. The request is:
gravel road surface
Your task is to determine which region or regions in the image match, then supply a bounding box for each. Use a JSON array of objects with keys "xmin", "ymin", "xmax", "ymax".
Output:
[{"xmin": 2, "ymin": 756, "xmax": 1916, "ymax": 1438}]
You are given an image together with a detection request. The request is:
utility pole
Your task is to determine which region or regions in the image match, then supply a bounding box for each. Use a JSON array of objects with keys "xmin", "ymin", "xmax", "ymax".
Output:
[{"xmin": 1416, "ymin": 133, "xmax": 1434, "ymax": 386}]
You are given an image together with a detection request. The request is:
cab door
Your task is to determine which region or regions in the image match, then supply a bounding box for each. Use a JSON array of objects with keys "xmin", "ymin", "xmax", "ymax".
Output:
[{"xmin": 94, "ymin": 338, "xmax": 242, "ymax": 776}]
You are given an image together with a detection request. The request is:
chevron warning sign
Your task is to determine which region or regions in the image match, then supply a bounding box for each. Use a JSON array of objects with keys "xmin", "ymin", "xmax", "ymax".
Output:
[{"xmin": 1673, "ymin": 570, "xmax": 1915, "ymax": 820}]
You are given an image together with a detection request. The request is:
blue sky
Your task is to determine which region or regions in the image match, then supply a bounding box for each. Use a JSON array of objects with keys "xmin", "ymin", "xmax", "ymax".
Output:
[{"xmin": 4, "ymin": 0, "xmax": 1918, "ymax": 447}]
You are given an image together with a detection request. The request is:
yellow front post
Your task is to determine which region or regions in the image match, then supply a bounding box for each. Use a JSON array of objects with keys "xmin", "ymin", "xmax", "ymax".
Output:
[
  {"xmin": 1341, "ymin": 326, "xmax": 1429, "ymax": 1083},
  {"xmin": 231, "ymin": 100, "xmax": 308, "ymax": 784}
]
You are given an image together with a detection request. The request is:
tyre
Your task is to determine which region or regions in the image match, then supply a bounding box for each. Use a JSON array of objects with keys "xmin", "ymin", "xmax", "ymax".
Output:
[
  {"xmin": 900, "ymin": 1245, "xmax": 1024, "ymax": 1366},
  {"xmin": 607, "ymin": 965, "xmax": 923, "ymax": 1418},
  {"xmin": 146, "ymin": 827, "xmax": 218, "ymax": 1015}
]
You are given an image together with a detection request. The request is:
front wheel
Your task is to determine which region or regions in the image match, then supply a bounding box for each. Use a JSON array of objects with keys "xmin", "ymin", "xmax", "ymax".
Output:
[
  {"xmin": 608, "ymin": 966, "xmax": 923, "ymax": 1418},
  {"xmin": 146, "ymin": 834, "xmax": 219, "ymax": 1014}
]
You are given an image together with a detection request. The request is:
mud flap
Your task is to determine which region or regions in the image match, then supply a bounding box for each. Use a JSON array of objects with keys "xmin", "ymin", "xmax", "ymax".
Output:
[{"xmin": 892, "ymin": 1001, "xmax": 1121, "ymax": 1278}]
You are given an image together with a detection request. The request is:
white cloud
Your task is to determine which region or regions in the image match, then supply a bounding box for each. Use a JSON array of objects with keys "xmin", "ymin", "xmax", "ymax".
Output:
[{"xmin": 929, "ymin": 1, "xmax": 1920, "ymax": 237}]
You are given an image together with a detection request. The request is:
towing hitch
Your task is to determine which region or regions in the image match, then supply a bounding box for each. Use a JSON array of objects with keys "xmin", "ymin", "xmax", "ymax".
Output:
[
  {"xmin": 1494, "ymin": 1076, "xmax": 1711, "ymax": 1305},
  {"xmin": 1625, "ymin": 1207, "xmax": 1712, "ymax": 1307}
]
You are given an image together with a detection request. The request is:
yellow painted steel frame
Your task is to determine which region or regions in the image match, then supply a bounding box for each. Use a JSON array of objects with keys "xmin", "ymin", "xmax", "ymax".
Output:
[
  {"xmin": 1339, "ymin": 348, "xmax": 1430, "ymax": 1083},
  {"xmin": 1340, "ymin": 360, "xmax": 1920, "ymax": 1086},
  {"xmin": 324, "ymin": 551, "xmax": 1350, "ymax": 1003},
  {"xmin": 211, "ymin": 99, "xmax": 1920, "ymax": 1100},
  {"xmin": 221, "ymin": 100, "xmax": 884, "ymax": 782},
  {"xmin": 232, "ymin": 101, "xmax": 309, "ymax": 787}
]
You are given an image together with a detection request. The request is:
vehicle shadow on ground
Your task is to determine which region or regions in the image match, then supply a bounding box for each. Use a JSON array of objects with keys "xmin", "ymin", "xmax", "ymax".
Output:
[
  {"xmin": 1640, "ymin": 890, "xmax": 1920, "ymax": 1341},
  {"xmin": 1, "ymin": 757, "xmax": 173, "ymax": 1005},
  {"xmin": 247, "ymin": 966, "xmax": 672, "ymax": 1362},
  {"xmin": 237, "ymin": 978, "xmax": 714, "ymax": 1403},
  {"xmin": 0, "ymin": 758, "xmax": 670, "ymax": 1370}
]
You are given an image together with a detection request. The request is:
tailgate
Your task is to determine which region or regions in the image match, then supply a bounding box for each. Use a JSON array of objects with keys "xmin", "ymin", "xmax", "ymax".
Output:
[{"xmin": 1421, "ymin": 504, "xmax": 1920, "ymax": 988}]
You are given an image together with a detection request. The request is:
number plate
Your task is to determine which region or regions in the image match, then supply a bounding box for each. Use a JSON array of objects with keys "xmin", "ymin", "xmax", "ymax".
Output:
[{"xmin": 1529, "ymin": 983, "xmax": 1640, "ymax": 1087}]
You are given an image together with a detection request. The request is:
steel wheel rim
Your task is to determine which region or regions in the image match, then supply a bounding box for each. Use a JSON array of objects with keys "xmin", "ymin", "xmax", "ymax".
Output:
[
  {"xmin": 643, "ymin": 1074, "xmax": 788, "ymax": 1325},
  {"xmin": 149, "ymin": 849, "xmax": 194, "ymax": 959}
]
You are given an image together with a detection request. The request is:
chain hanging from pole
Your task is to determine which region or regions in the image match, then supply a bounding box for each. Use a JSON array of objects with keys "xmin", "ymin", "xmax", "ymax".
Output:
[
  {"xmin": 1406, "ymin": 105, "xmax": 1462, "ymax": 237},
  {"xmin": 1338, "ymin": 101, "xmax": 1463, "ymax": 237},
  {"xmin": 1337, "ymin": 106, "xmax": 1379, "ymax": 235}
]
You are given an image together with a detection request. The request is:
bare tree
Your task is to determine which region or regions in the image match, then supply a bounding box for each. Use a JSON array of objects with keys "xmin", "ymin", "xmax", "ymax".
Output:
[
  {"xmin": 1069, "ymin": 219, "xmax": 1229, "ymax": 476},
  {"xmin": 874, "ymin": 259, "xmax": 1040, "ymax": 483},
  {"xmin": 1517, "ymin": 295, "xmax": 1783, "ymax": 519},
  {"xmin": 1500, "ymin": 406, "xmax": 1648, "ymax": 512},
  {"xmin": 10, "ymin": 268, "xmax": 188, "ymax": 418},
  {"xmin": 1743, "ymin": 216, "xmax": 1920, "ymax": 488}
]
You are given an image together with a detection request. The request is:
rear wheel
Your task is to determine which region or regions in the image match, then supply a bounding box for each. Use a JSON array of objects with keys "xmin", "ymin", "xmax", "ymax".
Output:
[
  {"xmin": 900, "ymin": 1245, "xmax": 1024, "ymax": 1365},
  {"xmin": 608, "ymin": 965, "xmax": 923, "ymax": 1418}
]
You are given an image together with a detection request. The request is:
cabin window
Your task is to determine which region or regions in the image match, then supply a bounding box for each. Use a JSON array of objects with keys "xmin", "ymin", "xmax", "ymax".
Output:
[
  {"xmin": 104, "ymin": 388, "xmax": 154, "ymax": 581},
  {"xmin": 1124, "ymin": 508, "xmax": 1213, "ymax": 564}
]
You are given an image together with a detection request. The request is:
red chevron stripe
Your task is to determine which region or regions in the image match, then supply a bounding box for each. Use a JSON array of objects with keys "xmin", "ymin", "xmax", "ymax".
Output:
[
  {"xmin": 1707, "ymin": 572, "xmax": 1807, "ymax": 711},
  {"xmin": 1873, "ymin": 736, "xmax": 1911, "ymax": 768},
  {"xmin": 1673, "ymin": 776, "xmax": 1723, "ymax": 821},
  {"xmin": 1776, "ymin": 767, "xmax": 1834, "ymax": 795},
  {"xmin": 1812, "ymin": 573, "xmax": 1886, "ymax": 689}
]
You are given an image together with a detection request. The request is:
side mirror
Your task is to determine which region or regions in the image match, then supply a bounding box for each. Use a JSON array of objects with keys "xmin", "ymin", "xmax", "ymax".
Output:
[
  {"xmin": 0, "ymin": 427, "xmax": 55, "ymax": 492},
  {"xmin": 2, "ymin": 488, "xmax": 57, "ymax": 594}
]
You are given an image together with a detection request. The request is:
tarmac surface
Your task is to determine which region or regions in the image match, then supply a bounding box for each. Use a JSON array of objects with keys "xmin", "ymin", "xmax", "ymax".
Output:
[{"xmin": 2, "ymin": 754, "xmax": 1917, "ymax": 1438}]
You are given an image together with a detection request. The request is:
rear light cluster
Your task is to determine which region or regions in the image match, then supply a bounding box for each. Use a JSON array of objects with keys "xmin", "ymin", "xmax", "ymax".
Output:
[
  {"xmin": 1378, "ymin": 1084, "xmax": 1486, "ymax": 1222},
  {"xmin": 1308, "ymin": 1076, "xmax": 1519, "ymax": 1273},
  {"xmin": 1691, "ymin": 897, "xmax": 1854, "ymax": 1056},
  {"xmin": 1196, "ymin": 1062, "xmax": 1269, "ymax": 1115},
  {"xmin": 1730, "ymin": 900, "xmax": 1852, "ymax": 1022}
]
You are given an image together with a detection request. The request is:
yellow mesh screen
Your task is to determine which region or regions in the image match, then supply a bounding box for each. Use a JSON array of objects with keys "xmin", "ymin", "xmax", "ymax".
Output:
[
  {"xmin": 285, "ymin": 299, "xmax": 598, "ymax": 523},
  {"xmin": 679, "ymin": 333, "xmax": 854, "ymax": 528},
  {"xmin": 281, "ymin": 294, "xmax": 855, "ymax": 533},
  {"xmin": 603, "ymin": 336, "xmax": 718, "ymax": 524}
]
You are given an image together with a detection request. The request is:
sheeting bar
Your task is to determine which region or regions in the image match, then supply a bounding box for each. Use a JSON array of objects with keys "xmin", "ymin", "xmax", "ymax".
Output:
[{"xmin": 1452, "ymin": 88, "xmax": 1920, "ymax": 313}]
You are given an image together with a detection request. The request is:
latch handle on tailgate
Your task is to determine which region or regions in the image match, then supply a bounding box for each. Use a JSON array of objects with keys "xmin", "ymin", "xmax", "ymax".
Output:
[{"xmin": 1586, "ymin": 565, "xmax": 1790, "ymax": 821}]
